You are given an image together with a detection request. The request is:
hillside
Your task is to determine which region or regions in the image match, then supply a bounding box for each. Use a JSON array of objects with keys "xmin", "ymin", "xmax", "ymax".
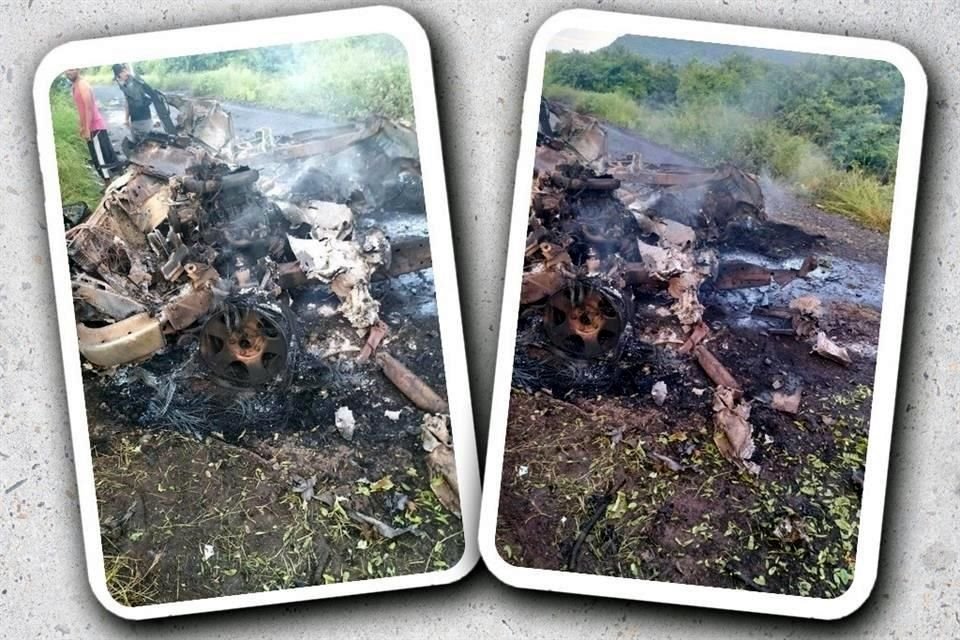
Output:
[{"xmin": 605, "ymin": 34, "xmax": 811, "ymax": 66}]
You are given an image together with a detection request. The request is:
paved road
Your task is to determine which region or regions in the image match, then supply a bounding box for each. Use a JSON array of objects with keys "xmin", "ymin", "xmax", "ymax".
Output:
[
  {"xmin": 602, "ymin": 121, "xmax": 700, "ymax": 166},
  {"xmin": 92, "ymin": 83, "xmax": 335, "ymax": 149}
]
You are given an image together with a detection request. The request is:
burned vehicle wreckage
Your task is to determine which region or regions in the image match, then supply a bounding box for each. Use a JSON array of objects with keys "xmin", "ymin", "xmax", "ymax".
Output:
[
  {"xmin": 516, "ymin": 100, "xmax": 853, "ymax": 473},
  {"xmin": 66, "ymin": 95, "xmax": 454, "ymax": 464}
]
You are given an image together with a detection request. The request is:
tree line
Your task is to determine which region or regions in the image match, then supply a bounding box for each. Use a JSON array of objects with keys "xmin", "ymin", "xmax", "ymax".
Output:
[{"xmin": 545, "ymin": 46, "xmax": 904, "ymax": 181}]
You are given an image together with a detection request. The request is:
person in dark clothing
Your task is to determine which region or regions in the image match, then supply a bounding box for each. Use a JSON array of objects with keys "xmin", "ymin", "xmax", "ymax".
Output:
[{"xmin": 112, "ymin": 63, "xmax": 176, "ymax": 143}]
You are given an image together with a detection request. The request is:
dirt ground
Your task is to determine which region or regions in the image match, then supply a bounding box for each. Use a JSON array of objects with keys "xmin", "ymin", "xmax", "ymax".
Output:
[
  {"xmin": 496, "ymin": 136, "xmax": 886, "ymax": 597},
  {"xmin": 85, "ymin": 263, "xmax": 464, "ymax": 607},
  {"xmin": 67, "ymin": 86, "xmax": 467, "ymax": 606}
]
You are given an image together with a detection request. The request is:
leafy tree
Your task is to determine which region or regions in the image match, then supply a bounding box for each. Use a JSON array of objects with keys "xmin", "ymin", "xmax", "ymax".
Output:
[{"xmin": 544, "ymin": 45, "xmax": 904, "ymax": 180}]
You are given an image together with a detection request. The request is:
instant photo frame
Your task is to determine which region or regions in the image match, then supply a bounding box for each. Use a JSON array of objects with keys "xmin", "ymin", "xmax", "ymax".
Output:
[
  {"xmin": 35, "ymin": 6, "xmax": 479, "ymax": 620},
  {"xmin": 480, "ymin": 9, "xmax": 927, "ymax": 619}
]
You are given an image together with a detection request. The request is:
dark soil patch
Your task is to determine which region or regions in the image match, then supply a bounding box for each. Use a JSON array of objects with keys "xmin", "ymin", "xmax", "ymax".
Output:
[
  {"xmin": 498, "ymin": 330, "xmax": 872, "ymax": 597},
  {"xmin": 756, "ymin": 180, "xmax": 890, "ymax": 266},
  {"xmin": 87, "ymin": 267, "xmax": 464, "ymax": 607},
  {"xmin": 499, "ymin": 178, "xmax": 882, "ymax": 596},
  {"xmin": 95, "ymin": 426, "xmax": 462, "ymax": 606}
]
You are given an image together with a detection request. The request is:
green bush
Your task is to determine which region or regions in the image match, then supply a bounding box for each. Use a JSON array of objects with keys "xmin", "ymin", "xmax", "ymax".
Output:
[
  {"xmin": 84, "ymin": 66, "xmax": 114, "ymax": 85},
  {"xmin": 544, "ymin": 84, "xmax": 643, "ymax": 128},
  {"xmin": 140, "ymin": 36, "xmax": 414, "ymax": 121},
  {"xmin": 545, "ymin": 47, "xmax": 904, "ymax": 181},
  {"xmin": 545, "ymin": 47, "xmax": 678, "ymax": 105}
]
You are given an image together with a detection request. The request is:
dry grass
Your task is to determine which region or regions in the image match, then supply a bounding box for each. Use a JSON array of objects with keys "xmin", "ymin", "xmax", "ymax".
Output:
[
  {"xmin": 103, "ymin": 550, "xmax": 161, "ymax": 606},
  {"xmin": 816, "ymin": 169, "xmax": 894, "ymax": 233}
]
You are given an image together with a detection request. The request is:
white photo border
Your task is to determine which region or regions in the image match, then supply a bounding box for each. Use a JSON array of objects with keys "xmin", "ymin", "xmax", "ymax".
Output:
[
  {"xmin": 34, "ymin": 5, "xmax": 480, "ymax": 621},
  {"xmin": 479, "ymin": 8, "xmax": 927, "ymax": 620}
]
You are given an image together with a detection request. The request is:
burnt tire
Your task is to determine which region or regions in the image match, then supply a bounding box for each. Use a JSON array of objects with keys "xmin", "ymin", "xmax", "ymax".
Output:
[
  {"xmin": 543, "ymin": 281, "xmax": 630, "ymax": 360},
  {"xmin": 199, "ymin": 300, "xmax": 297, "ymax": 387}
]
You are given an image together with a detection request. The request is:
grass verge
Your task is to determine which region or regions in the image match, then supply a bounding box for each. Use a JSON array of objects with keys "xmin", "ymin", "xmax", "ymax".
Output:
[
  {"xmin": 815, "ymin": 169, "xmax": 894, "ymax": 233},
  {"xmin": 51, "ymin": 91, "xmax": 105, "ymax": 210},
  {"xmin": 93, "ymin": 428, "xmax": 463, "ymax": 605},
  {"xmin": 497, "ymin": 382, "xmax": 869, "ymax": 598}
]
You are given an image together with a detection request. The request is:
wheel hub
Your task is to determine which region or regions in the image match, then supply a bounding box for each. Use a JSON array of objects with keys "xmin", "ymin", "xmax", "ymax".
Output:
[
  {"xmin": 199, "ymin": 305, "xmax": 289, "ymax": 386},
  {"xmin": 543, "ymin": 283, "xmax": 626, "ymax": 359}
]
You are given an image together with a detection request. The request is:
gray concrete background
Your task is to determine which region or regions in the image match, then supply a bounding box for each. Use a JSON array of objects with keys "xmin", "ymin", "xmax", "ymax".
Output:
[{"xmin": 0, "ymin": 0, "xmax": 957, "ymax": 636}]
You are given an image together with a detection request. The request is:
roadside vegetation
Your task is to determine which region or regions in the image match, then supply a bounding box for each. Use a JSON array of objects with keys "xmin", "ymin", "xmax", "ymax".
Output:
[
  {"xmin": 543, "ymin": 47, "xmax": 903, "ymax": 231},
  {"xmin": 50, "ymin": 88, "xmax": 104, "ymax": 211},
  {"xmin": 84, "ymin": 35, "xmax": 414, "ymax": 121}
]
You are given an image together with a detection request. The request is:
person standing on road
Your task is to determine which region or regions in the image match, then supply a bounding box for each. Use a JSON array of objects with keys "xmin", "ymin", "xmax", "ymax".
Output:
[
  {"xmin": 112, "ymin": 63, "xmax": 157, "ymax": 143},
  {"xmin": 64, "ymin": 68, "xmax": 119, "ymax": 181}
]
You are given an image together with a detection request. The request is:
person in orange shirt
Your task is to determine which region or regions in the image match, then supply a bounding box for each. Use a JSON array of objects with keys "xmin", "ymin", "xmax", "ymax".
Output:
[{"xmin": 64, "ymin": 68, "xmax": 119, "ymax": 181}]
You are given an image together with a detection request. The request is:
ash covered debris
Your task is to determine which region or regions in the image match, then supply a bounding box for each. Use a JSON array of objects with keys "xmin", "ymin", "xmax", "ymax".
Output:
[
  {"xmin": 516, "ymin": 100, "xmax": 855, "ymax": 474},
  {"xmin": 68, "ymin": 95, "xmax": 449, "ymax": 449}
]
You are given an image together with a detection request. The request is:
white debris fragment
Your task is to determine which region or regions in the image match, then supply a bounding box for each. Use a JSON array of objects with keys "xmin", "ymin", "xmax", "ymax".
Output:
[
  {"xmin": 636, "ymin": 239, "xmax": 686, "ymax": 275},
  {"xmin": 288, "ymin": 235, "xmax": 363, "ymax": 281},
  {"xmin": 812, "ymin": 331, "xmax": 852, "ymax": 365},
  {"xmin": 316, "ymin": 304, "xmax": 339, "ymax": 318},
  {"xmin": 202, "ymin": 544, "xmax": 215, "ymax": 561},
  {"xmin": 352, "ymin": 511, "xmax": 417, "ymax": 539},
  {"xmin": 277, "ymin": 200, "xmax": 353, "ymax": 241},
  {"xmin": 420, "ymin": 413, "xmax": 461, "ymax": 516},
  {"xmin": 651, "ymin": 380, "xmax": 668, "ymax": 406},
  {"xmin": 712, "ymin": 386, "xmax": 760, "ymax": 475},
  {"xmin": 651, "ymin": 452, "xmax": 683, "ymax": 472},
  {"xmin": 338, "ymin": 283, "xmax": 381, "ymax": 331},
  {"xmin": 316, "ymin": 332, "xmax": 361, "ymax": 359},
  {"xmin": 629, "ymin": 204, "xmax": 697, "ymax": 250},
  {"xmin": 517, "ymin": 465, "xmax": 529, "ymax": 478},
  {"xmin": 290, "ymin": 474, "xmax": 317, "ymax": 505},
  {"xmin": 421, "ymin": 414, "xmax": 451, "ymax": 452},
  {"xmin": 771, "ymin": 389, "xmax": 802, "ymax": 414},
  {"xmin": 360, "ymin": 228, "xmax": 391, "ymax": 271},
  {"xmin": 335, "ymin": 406, "xmax": 357, "ymax": 441},
  {"xmin": 384, "ymin": 409, "xmax": 402, "ymax": 421},
  {"xmin": 287, "ymin": 234, "xmax": 387, "ymax": 330}
]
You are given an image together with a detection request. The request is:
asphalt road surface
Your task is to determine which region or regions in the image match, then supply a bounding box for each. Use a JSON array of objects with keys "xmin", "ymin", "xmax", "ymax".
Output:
[{"xmin": 92, "ymin": 83, "xmax": 335, "ymax": 151}]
